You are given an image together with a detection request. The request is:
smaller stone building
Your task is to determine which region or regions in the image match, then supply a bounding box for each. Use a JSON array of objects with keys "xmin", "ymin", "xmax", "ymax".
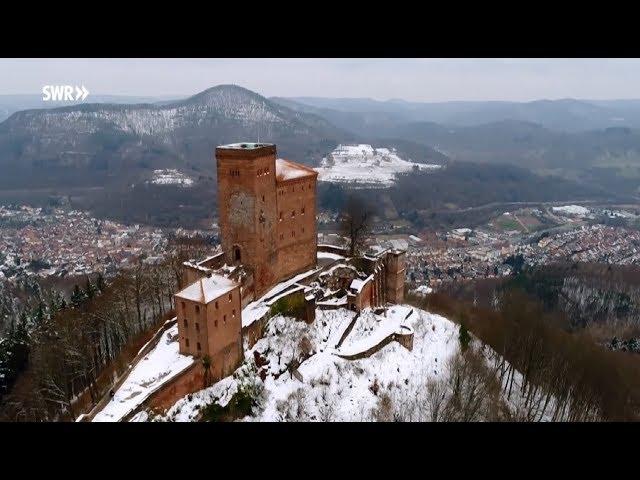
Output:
[
  {"xmin": 174, "ymin": 273, "xmax": 244, "ymax": 381},
  {"xmin": 346, "ymin": 249, "xmax": 406, "ymax": 312}
]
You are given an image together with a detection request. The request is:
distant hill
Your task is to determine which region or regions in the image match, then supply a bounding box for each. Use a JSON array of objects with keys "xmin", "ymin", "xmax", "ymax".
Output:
[
  {"xmin": 272, "ymin": 97, "xmax": 640, "ymax": 196},
  {"xmin": 2, "ymin": 86, "xmax": 639, "ymax": 227},
  {"xmin": 273, "ymin": 96, "xmax": 640, "ymax": 133},
  {"xmin": 0, "ymin": 85, "xmax": 354, "ymax": 190},
  {"xmin": 0, "ymin": 94, "xmax": 181, "ymax": 123}
]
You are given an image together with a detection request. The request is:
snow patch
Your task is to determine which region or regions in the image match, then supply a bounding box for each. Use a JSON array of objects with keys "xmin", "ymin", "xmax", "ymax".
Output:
[
  {"xmin": 552, "ymin": 205, "xmax": 590, "ymax": 216},
  {"xmin": 151, "ymin": 169, "xmax": 194, "ymax": 187}
]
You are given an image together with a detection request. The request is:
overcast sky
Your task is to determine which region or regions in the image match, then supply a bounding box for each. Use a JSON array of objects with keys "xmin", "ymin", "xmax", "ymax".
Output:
[{"xmin": 1, "ymin": 58, "xmax": 640, "ymax": 102}]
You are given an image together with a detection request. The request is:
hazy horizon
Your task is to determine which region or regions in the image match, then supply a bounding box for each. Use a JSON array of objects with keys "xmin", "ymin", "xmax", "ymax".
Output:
[{"xmin": 2, "ymin": 59, "xmax": 640, "ymax": 103}]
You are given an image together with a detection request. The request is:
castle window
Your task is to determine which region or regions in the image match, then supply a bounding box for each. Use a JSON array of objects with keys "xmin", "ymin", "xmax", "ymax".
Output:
[
  {"xmin": 183, "ymin": 319, "xmax": 188, "ymax": 328},
  {"xmin": 181, "ymin": 302, "xmax": 186, "ymax": 311},
  {"xmin": 215, "ymin": 301, "xmax": 218, "ymax": 309},
  {"xmin": 262, "ymin": 195, "xmax": 265, "ymax": 202},
  {"xmin": 232, "ymin": 309, "xmax": 236, "ymax": 318},
  {"xmin": 185, "ymin": 338, "xmax": 190, "ymax": 348},
  {"xmin": 223, "ymin": 314, "xmax": 227, "ymax": 324},
  {"xmin": 302, "ymin": 227, "xmax": 305, "ymax": 234},
  {"xmin": 195, "ymin": 305, "xmax": 200, "ymax": 315},
  {"xmin": 280, "ymin": 233, "xmax": 284, "ymax": 240},
  {"xmin": 292, "ymin": 230, "xmax": 295, "ymax": 237},
  {"xmin": 228, "ymin": 292, "xmax": 232, "ymax": 302},
  {"xmin": 195, "ymin": 322, "xmax": 200, "ymax": 332},
  {"xmin": 279, "ymin": 211, "xmax": 283, "ymax": 221},
  {"xmin": 197, "ymin": 342, "xmax": 201, "ymax": 351},
  {"xmin": 301, "ymin": 206, "xmax": 305, "ymax": 215},
  {"xmin": 215, "ymin": 319, "xmax": 218, "ymax": 328},
  {"xmin": 291, "ymin": 210, "xmax": 295, "ymax": 218}
]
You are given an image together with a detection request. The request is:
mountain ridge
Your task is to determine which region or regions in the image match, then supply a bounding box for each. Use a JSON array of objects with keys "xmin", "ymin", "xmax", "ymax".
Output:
[{"xmin": 0, "ymin": 84, "xmax": 354, "ymax": 190}]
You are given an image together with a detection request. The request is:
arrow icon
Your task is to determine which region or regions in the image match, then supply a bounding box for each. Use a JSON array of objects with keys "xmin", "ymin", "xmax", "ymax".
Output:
[{"xmin": 75, "ymin": 85, "xmax": 89, "ymax": 101}]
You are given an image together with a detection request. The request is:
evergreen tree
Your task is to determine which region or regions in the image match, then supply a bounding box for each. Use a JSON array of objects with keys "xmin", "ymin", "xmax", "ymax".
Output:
[
  {"xmin": 71, "ymin": 284, "xmax": 85, "ymax": 308},
  {"xmin": 85, "ymin": 277, "xmax": 97, "ymax": 300},
  {"xmin": 96, "ymin": 273, "xmax": 106, "ymax": 292},
  {"xmin": 34, "ymin": 302, "xmax": 45, "ymax": 325},
  {"xmin": 459, "ymin": 323, "xmax": 471, "ymax": 352},
  {"xmin": 48, "ymin": 299, "xmax": 57, "ymax": 321}
]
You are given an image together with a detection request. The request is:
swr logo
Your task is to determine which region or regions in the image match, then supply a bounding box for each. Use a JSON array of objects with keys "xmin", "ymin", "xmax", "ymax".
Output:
[{"xmin": 42, "ymin": 85, "xmax": 89, "ymax": 102}]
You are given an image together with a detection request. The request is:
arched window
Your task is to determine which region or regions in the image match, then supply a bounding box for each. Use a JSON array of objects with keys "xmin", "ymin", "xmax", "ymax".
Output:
[{"xmin": 234, "ymin": 246, "xmax": 241, "ymax": 262}]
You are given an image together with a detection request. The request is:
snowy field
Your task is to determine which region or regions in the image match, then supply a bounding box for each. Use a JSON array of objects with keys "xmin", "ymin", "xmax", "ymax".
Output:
[
  {"xmin": 158, "ymin": 305, "xmax": 462, "ymax": 422},
  {"xmin": 92, "ymin": 323, "xmax": 194, "ymax": 422},
  {"xmin": 150, "ymin": 169, "xmax": 194, "ymax": 187},
  {"xmin": 315, "ymin": 144, "xmax": 441, "ymax": 186}
]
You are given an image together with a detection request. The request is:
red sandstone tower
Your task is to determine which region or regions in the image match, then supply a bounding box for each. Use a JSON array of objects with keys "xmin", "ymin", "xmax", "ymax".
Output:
[{"xmin": 216, "ymin": 142, "xmax": 317, "ymax": 297}]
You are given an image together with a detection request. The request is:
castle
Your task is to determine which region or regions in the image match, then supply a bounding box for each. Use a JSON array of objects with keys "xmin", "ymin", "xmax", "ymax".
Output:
[{"xmin": 174, "ymin": 142, "xmax": 405, "ymax": 382}]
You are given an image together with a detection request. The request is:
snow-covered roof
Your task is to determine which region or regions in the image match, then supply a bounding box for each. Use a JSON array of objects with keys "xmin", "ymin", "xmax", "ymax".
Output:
[
  {"xmin": 276, "ymin": 158, "xmax": 318, "ymax": 182},
  {"xmin": 175, "ymin": 274, "xmax": 237, "ymax": 304},
  {"xmin": 217, "ymin": 142, "xmax": 274, "ymax": 150},
  {"xmin": 92, "ymin": 321, "xmax": 193, "ymax": 422},
  {"xmin": 349, "ymin": 275, "xmax": 373, "ymax": 294}
]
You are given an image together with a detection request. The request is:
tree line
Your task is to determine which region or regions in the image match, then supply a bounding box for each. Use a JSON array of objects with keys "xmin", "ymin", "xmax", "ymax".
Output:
[
  {"xmin": 0, "ymin": 240, "xmax": 212, "ymax": 421},
  {"xmin": 408, "ymin": 286, "xmax": 640, "ymax": 421}
]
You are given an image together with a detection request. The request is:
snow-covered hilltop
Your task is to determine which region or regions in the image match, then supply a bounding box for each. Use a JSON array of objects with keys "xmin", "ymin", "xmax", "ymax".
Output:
[
  {"xmin": 89, "ymin": 301, "xmax": 550, "ymax": 422},
  {"xmin": 315, "ymin": 144, "xmax": 441, "ymax": 187},
  {"xmin": 154, "ymin": 305, "xmax": 461, "ymax": 422}
]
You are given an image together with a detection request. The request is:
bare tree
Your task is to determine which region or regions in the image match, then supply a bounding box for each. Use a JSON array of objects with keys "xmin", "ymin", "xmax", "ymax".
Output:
[
  {"xmin": 426, "ymin": 378, "xmax": 448, "ymax": 422},
  {"xmin": 340, "ymin": 196, "xmax": 373, "ymax": 257}
]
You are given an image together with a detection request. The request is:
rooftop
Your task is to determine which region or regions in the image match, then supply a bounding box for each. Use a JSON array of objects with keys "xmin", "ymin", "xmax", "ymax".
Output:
[
  {"xmin": 276, "ymin": 158, "xmax": 318, "ymax": 182},
  {"xmin": 217, "ymin": 142, "xmax": 274, "ymax": 150},
  {"xmin": 175, "ymin": 274, "xmax": 237, "ymax": 304}
]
